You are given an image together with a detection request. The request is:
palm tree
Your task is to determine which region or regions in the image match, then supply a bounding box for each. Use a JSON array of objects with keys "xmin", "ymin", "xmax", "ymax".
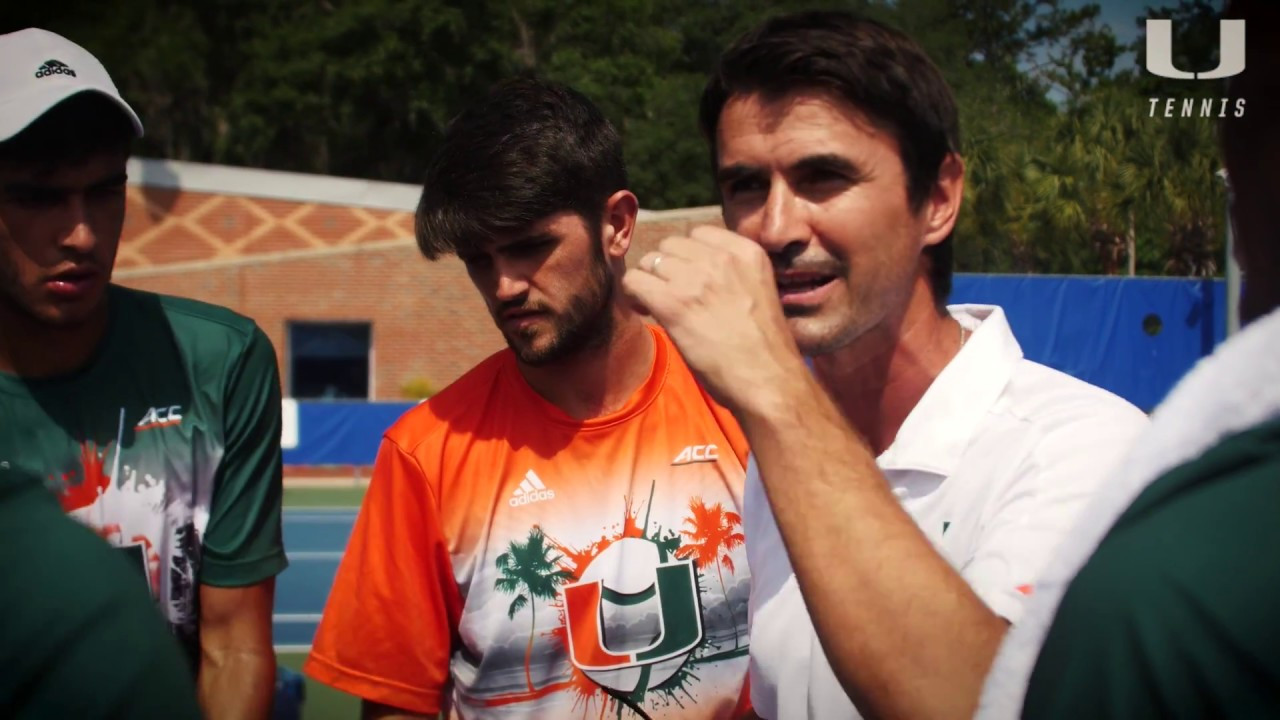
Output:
[
  {"xmin": 1033, "ymin": 79, "xmax": 1223, "ymax": 278},
  {"xmin": 494, "ymin": 528, "xmax": 575, "ymax": 693},
  {"xmin": 674, "ymin": 498, "xmax": 745, "ymax": 647}
]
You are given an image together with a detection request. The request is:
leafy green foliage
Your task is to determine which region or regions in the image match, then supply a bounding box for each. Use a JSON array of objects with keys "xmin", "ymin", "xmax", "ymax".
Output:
[{"xmin": 1, "ymin": 0, "xmax": 1227, "ymax": 275}]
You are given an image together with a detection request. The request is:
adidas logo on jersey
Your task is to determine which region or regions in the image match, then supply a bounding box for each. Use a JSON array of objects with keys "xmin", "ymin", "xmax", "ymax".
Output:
[
  {"xmin": 509, "ymin": 469, "xmax": 556, "ymax": 507},
  {"xmin": 34, "ymin": 59, "xmax": 77, "ymax": 79},
  {"xmin": 671, "ymin": 444, "xmax": 719, "ymax": 465}
]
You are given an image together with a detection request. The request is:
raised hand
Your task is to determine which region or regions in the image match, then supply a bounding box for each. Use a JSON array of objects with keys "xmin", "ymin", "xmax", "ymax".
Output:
[{"xmin": 622, "ymin": 225, "xmax": 806, "ymax": 416}]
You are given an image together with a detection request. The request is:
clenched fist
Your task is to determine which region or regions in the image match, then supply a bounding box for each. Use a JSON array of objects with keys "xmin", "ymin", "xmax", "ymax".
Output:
[{"xmin": 622, "ymin": 225, "xmax": 807, "ymax": 417}]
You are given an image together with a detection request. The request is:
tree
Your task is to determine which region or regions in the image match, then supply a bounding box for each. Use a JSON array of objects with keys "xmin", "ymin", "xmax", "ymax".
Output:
[
  {"xmin": 494, "ymin": 528, "xmax": 575, "ymax": 693},
  {"xmin": 673, "ymin": 498, "xmax": 745, "ymax": 647},
  {"xmin": 1024, "ymin": 74, "xmax": 1223, "ymax": 277},
  {"xmin": 2, "ymin": 0, "xmax": 1228, "ymax": 276}
]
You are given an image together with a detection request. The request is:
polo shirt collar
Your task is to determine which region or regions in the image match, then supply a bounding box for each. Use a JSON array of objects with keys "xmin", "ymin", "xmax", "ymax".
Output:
[{"xmin": 875, "ymin": 304, "xmax": 1023, "ymax": 475}]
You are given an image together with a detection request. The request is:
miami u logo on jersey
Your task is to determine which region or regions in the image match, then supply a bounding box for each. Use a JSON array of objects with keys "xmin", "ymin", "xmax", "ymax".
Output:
[{"xmin": 562, "ymin": 537, "xmax": 703, "ymax": 692}]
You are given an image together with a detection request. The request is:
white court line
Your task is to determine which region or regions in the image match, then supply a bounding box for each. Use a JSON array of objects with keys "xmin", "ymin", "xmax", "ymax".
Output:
[
  {"xmin": 274, "ymin": 644, "xmax": 312, "ymax": 654},
  {"xmin": 287, "ymin": 551, "xmax": 344, "ymax": 560},
  {"xmin": 274, "ymin": 613, "xmax": 323, "ymax": 622},
  {"xmin": 282, "ymin": 515, "xmax": 358, "ymax": 524}
]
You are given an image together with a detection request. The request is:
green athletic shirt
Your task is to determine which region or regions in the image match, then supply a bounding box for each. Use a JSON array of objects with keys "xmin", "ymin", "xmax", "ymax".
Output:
[
  {"xmin": 0, "ymin": 478, "xmax": 202, "ymax": 719},
  {"xmin": 0, "ymin": 284, "xmax": 289, "ymax": 668},
  {"xmin": 1024, "ymin": 415, "xmax": 1280, "ymax": 718}
]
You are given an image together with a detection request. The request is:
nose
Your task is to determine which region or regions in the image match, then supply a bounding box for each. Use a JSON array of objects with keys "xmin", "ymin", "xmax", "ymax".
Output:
[
  {"xmin": 756, "ymin": 181, "xmax": 810, "ymax": 255},
  {"xmin": 60, "ymin": 195, "xmax": 96, "ymax": 254},
  {"xmin": 493, "ymin": 260, "xmax": 530, "ymax": 304}
]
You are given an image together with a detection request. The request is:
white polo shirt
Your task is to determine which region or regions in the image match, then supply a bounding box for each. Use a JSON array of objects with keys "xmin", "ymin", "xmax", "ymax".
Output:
[{"xmin": 745, "ymin": 304, "xmax": 1149, "ymax": 719}]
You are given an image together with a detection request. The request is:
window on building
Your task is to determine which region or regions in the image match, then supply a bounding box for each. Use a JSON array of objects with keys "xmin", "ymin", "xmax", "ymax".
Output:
[{"xmin": 288, "ymin": 322, "xmax": 371, "ymax": 400}]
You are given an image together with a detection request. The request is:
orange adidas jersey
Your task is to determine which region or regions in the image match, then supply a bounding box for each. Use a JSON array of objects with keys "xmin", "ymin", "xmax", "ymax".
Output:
[{"xmin": 306, "ymin": 325, "xmax": 752, "ymax": 718}]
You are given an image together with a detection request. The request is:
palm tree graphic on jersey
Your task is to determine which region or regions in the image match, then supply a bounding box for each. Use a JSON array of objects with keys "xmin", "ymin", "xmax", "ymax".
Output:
[
  {"xmin": 495, "ymin": 528, "xmax": 575, "ymax": 693},
  {"xmin": 673, "ymin": 498, "xmax": 745, "ymax": 648}
]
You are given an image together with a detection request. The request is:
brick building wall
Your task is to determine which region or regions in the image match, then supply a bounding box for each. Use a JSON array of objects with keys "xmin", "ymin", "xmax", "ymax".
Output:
[{"xmin": 116, "ymin": 158, "xmax": 724, "ymax": 399}]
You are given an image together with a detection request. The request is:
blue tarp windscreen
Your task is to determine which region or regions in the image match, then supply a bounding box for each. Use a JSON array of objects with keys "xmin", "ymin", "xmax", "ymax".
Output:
[{"xmin": 284, "ymin": 275, "xmax": 1229, "ymax": 466}]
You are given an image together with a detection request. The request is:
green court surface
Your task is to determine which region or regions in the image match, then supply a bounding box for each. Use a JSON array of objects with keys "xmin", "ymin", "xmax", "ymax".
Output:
[
  {"xmin": 277, "ymin": 652, "xmax": 360, "ymax": 720},
  {"xmin": 283, "ymin": 485, "xmax": 367, "ymax": 508}
]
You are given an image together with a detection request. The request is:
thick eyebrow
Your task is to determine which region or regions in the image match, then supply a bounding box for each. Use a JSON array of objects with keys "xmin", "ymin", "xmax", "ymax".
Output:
[
  {"xmin": 716, "ymin": 163, "xmax": 766, "ymax": 188},
  {"xmin": 87, "ymin": 172, "xmax": 129, "ymax": 190},
  {"xmin": 1, "ymin": 172, "xmax": 129, "ymax": 196},
  {"xmin": 495, "ymin": 231, "xmax": 557, "ymax": 252},
  {"xmin": 792, "ymin": 153, "xmax": 866, "ymax": 181},
  {"xmin": 716, "ymin": 154, "xmax": 866, "ymax": 188}
]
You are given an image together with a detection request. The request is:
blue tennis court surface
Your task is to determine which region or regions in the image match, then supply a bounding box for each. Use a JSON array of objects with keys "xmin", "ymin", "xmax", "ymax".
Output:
[{"xmin": 274, "ymin": 508, "xmax": 356, "ymax": 651}]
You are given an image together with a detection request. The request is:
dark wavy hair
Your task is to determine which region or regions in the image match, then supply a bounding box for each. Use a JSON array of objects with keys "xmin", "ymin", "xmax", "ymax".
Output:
[
  {"xmin": 700, "ymin": 10, "xmax": 961, "ymax": 303},
  {"xmin": 416, "ymin": 77, "xmax": 628, "ymax": 260}
]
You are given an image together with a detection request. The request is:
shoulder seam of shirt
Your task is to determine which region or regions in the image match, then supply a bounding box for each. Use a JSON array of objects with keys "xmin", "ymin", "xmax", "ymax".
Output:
[
  {"xmin": 995, "ymin": 358, "xmax": 1144, "ymax": 426},
  {"xmin": 386, "ymin": 384, "xmax": 477, "ymax": 455},
  {"xmin": 380, "ymin": 421, "xmax": 446, "ymax": 510},
  {"xmin": 385, "ymin": 350, "xmax": 509, "ymax": 456},
  {"xmin": 145, "ymin": 288, "xmax": 260, "ymax": 342}
]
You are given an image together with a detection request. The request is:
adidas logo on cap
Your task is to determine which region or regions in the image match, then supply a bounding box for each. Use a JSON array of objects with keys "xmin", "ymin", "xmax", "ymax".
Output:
[
  {"xmin": 34, "ymin": 59, "xmax": 76, "ymax": 79},
  {"xmin": 0, "ymin": 29, "xmax": 144, "ymax": 144},
  {"xmin": 509, "ymin": 469, "xmax": 556, "ymax": 507}
]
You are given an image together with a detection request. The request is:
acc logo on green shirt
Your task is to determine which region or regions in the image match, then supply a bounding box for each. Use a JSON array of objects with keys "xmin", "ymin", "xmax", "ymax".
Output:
[{"xmin": 136, "ymin": 405, "xmax": 183, "ymax": 431}]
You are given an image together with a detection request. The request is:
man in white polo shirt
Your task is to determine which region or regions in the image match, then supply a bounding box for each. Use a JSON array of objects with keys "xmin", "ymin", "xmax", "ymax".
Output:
[{"xmin": 623, "ymin": 10, "xmax": 1148, "ymax": 719}]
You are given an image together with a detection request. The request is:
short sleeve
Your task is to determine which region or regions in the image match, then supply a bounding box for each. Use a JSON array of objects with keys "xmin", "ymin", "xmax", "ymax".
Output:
[
  {"xmin": 304, "ymin": 437, "xmax": 462, "ymax": 715},
  {"xmin": 201, "ymin": 326, "xmax": 288, "ymax": 586},
  {"xmin": 960, "ymin": 407, "xmax": 1147, "ymax": 623}
]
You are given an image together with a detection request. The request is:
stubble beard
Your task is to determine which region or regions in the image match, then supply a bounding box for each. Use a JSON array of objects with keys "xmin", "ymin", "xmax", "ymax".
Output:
[
  {"xmin": 507, "ymin": 252, "xmax": 616, "ymax": 367},
  {"xmin": 777, "ymin": 259, "xmax": 865, "ymax": 357}
]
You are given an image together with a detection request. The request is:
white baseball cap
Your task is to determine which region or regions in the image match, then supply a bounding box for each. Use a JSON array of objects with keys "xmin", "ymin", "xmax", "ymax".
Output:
[{"xmin": 0, "ymin": 28, "xmax": 144, "ymax": 143}]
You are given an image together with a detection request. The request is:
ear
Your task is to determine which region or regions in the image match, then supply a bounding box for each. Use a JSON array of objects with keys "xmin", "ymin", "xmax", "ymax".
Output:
[
  {"xmin": 921, "ymin": 153, "xmax": 964, "ymax": 248},
  {"xmin": 602, "ymin": 190, "xmax": 639, "ymax": 260}
]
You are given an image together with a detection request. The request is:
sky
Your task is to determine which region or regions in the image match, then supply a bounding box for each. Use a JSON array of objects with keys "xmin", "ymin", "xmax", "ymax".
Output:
[
  {"xmin": 1080, "ymin": 0, "xmax": 1157, "ymax": 47},
  {"xmin": 1065, "ymin": 0, "xmax": 1231, "ymax": 64},
  {"xmin": 1029, "ymin": 0, "xmax": 1226, "ymax": 81}
]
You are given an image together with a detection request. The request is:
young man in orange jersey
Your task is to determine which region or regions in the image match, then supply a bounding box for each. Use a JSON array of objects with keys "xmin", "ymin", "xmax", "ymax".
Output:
[{"xmin": 305, "ymin": 77, "xmax": 752, "ymax": 719}]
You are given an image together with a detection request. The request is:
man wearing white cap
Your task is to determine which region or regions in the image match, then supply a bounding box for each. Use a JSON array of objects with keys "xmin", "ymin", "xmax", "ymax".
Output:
[{"xmin": 0, "ymin": 29, "xmax": 287, "ymax": 719}]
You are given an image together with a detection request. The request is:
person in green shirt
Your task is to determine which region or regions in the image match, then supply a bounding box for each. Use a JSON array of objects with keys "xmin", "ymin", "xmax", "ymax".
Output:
[
  {"xmin": 0, "ymin": 28, "xmax": 288, "ymax": 719},
  {"xmin": 0, "ymin": 475, "xmax": 203, "ymax": 719},
  {"xmin": 976, "ymin": 1, "xmax": 1280, "ymax": 717}
]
